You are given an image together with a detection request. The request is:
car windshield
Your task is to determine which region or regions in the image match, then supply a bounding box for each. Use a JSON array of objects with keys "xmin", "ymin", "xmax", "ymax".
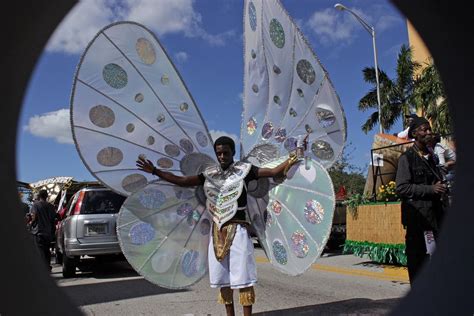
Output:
[{"xmin": 80, "ymin": 190, "xmax": 126, "ymax": 214}]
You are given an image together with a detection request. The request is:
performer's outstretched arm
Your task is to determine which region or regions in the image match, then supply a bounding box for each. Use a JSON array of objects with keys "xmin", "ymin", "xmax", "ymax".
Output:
[
  {"xmin": 257, "ymin": 155, "xmax": 300, "ymax": 178},
  {"xmin": 136, "ymin": 156, "xmax": 201, "ymax": 187},
  {"xmin": 258, "ymin": 134, "xmax": 308, "ymax": 179}
]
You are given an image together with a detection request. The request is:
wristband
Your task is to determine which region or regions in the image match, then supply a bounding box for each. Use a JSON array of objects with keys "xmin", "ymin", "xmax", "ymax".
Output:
[{"xmin": 152, "ymin": 167, "xmax": 157, "ymax": 176}]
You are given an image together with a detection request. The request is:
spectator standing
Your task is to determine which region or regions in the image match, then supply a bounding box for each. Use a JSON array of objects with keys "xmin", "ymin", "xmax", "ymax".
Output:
[
  {"xmin": 395, "ymin": 116, "xmax": 448, "ymax": 284},
  {"xmin": 28, "ymin": 189, "xmax": 57, "ymax": 271}
]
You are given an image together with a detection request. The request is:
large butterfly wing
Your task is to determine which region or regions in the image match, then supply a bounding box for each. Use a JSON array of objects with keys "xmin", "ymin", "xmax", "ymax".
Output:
[
  {"xmin": 246, "ymin": 158, "xmax": 335, "ymax": 275},
  {"xmin": 117, "ymin": 181, "xmax": 212, "ymax": 289},
  {"xmin": 241, "ymin": 0, "xmax": 343, "ymax": 275},
  {"xmin": 241, "ymin": 0, "xmax": 346, "ymax": 168},
  {"xmin": 70, "ymin": 21, "xmax": 216, "ymax": 196},
  {"xmin": 70, "ymin": 22, "xmax": 218, "ymax": 288}
]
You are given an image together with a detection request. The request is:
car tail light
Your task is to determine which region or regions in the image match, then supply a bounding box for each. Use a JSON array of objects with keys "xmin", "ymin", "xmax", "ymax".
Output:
[{"xmin": 72, "ymin": 191, "xmax": 86, "ymax": 215}]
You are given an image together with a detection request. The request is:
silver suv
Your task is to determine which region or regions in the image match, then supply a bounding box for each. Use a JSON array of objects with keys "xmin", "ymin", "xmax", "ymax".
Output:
[{"xmin": 55, "ymin": 186, "xmax": 126, "ymax": 277}]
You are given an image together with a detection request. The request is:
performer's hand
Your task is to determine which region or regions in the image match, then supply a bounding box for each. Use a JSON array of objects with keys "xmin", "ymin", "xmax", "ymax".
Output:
[
  {"xmin": 433, "ymin": 181, "xmax": 447, "ymax": 195},
  {"xmin": 136, "ymin": 155, "xmax": 155, "ymax": 174}
]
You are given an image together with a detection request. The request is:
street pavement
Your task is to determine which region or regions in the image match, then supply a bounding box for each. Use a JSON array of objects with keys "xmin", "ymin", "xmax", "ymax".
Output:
[{"xmin": 51, "ymin": 247, "xmax": 410, "ymax": 315}]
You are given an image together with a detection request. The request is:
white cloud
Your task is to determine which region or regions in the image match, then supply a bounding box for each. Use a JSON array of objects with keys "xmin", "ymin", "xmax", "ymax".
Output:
[
  {"xmin": 209, "ymin": 130, "xmax": 239, "ymax": 145},
  {"xmin": 376, "ymin": 15, "xmax": 402, "ymax": 33},
  {"xmin": 306, "ymin": 8, "xmax": 358, "ymax": 46},
  {"xmin": 306, "ymin": 6, "xmax": 400, "ymax": 47},
  {"xmin": 238, "ymin": 92, "xmax": 243, "ymax": 101},
  {"xmin": 46, "ymin": 0, "xmax": 234, "ymax": 54},
  {"xmin": 174, "ymin": 51, "xmax": 188, "ymax": 63},
  {"xmin": 23, "ymin": 109, "xmax": 73, "ymax": 144}
]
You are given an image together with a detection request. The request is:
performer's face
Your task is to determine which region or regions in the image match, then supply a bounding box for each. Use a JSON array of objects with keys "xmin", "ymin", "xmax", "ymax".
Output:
[
  {"xmin": 414, "ymin": 123, "xmax": 433, "ymax": 145},
  {"xmin": 215, "ymin": 144, "xmax": 234, "ymax": 169}
]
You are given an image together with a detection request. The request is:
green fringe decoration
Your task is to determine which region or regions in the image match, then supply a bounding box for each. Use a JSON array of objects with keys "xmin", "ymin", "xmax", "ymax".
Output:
[{"xmin": 343, "ymin": 240, "xmax": 407, "ymax": 266}]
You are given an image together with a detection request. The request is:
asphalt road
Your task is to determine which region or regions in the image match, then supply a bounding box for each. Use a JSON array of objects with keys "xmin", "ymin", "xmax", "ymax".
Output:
[{"xmin": 51, "ymin": 249, "xmax": 410, "ymax": 315}]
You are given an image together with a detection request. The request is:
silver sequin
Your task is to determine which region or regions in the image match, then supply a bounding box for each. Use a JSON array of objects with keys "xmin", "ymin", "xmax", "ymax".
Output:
[
  {"xmin": 311, "ymin": 140, "xmax": 334, "ymax": 160},
  {"xmin": 316, "ymin": 108, "xmax": 336, "ymax": 128}
]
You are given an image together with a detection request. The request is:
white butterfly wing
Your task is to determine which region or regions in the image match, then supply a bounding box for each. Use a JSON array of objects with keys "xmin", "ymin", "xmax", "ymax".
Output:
[
  {"xmin": 241, "ymin": 0, "xmax": 344, "ymax": 275},
  {"xmin": 70, "ymin": 21, "xmax": 216, "ymax": 196},
  {"xmin": 241, "ymin": 0, "xmax": 346, "ymax": 168},
  {"xmin": 70, "ymin": 22, "xmax": 218, "ymax": 288}
]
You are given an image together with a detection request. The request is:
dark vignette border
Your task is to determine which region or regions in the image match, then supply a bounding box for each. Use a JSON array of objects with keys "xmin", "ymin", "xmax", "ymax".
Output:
[{"xmin": 0, "ymin": 1, "xmax": 472, "ymax": 314}]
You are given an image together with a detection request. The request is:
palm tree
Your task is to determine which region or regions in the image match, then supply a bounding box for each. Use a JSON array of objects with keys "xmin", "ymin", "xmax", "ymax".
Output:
[
  {"xmin": 358, "ymin": 44, "xmax": 420, "ymax": 133},
  {"xmin": 412, "ymin": 59, "xmax": 452, "ymax": 136}
]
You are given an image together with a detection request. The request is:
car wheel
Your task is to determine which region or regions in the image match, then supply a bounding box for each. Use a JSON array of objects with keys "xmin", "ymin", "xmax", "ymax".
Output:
[{"xmin": 62, "ymin": 255, "xmax": 77, "ymax": 278}]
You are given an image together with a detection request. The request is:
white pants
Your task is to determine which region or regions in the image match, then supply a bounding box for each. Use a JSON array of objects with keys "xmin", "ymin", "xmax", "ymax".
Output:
[{"xmin": 208, "ymin": 224, "xmax": 257, "ymax": 289}]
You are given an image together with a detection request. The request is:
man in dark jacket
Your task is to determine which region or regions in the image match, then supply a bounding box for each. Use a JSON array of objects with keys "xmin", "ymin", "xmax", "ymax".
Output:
[
  {"xmin": 396, "ymin": 116, "xmax": 447, "ymax": 284},
  {"xmin": 28, "ymin": 189, "xmax": 57, "ymax": 271}
]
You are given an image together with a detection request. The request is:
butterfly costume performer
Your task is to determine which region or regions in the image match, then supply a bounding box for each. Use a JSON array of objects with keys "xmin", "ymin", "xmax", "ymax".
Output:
[{"xmin": 70, "ymin": 0, "xmax": 346, "ymax": 309}]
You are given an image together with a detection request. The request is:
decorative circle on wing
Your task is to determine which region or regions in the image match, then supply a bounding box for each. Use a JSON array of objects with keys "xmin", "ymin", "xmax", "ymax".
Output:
[
  {"xmin": 89, "ymin": 105, "xmax": 115, "ymax": 128},
  {"xmin": 179, "ymin": 139, "xmax": 194, "ymax": 153},
  {"xmin": 129, "ymin": 222, "xmax": 155, "ymax": 245},
  {"xmin": 262, "ymin": 122, "xmax": 274, "ymax": 140},
  {"xmin": 247, "ymin": 178, "xmax": 270, "ymax": 198},
  {"xmin": 179, "ymin": 152, "xmax": 216, "ymax": 176},
  {"xmin": 311, "ymin": 140, "xmax": 334, "ymax": 160},
  {"xmin": 196, "ymin": 131, "xmax": 208, "ymax": 147},
  {"xmin": 103, "ymin": 63, "xmax": 128, "ymax": 89},
  {"xmin": 272, "ymin": 240, "xmax": 288, "ymax": 265},
  {"xmin": 164, "ymin": 144, "xmax": 180, "ymax": 157},
  {"xmin": 136, "ymin": 37, "xmax": 156, "ymax": 65},
  {"xmin": 122, "ymin": 173, "xmax": 148, "ymax": 193},
  {"xmin": 248, "ymin": 2, "xmax": 257, "ymax": 31},
  {"xmin": 157, "ymin": 157, "xmax": 173, "ymax": 169},
  {"xmin": 296, "ymin": 59, "xmax": 316, "ymax": 85},
  {"xmin": 96, "ymin": 147, "xmax": 123, "ymax": 167},
  {"xmin": 291, "ymin": 231, "xmax": 309, "ymax": 258},
  {"xmin": 269, "ymin": 19, "xmax": 285, "ymax": 48}
]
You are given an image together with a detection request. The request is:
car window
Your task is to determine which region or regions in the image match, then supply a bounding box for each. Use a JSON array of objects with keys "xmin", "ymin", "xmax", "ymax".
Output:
[
  {"xmin": 65, "ymin": 192, "xmax": 79, "ymax": 217},
  {"xmin": 80, "ymin": 190, "xmax": 126, "ymax": 215}
]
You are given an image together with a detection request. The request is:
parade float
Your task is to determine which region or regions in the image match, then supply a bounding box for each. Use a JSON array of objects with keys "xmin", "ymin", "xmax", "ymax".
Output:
[{"xmin": 343, "ymin": 133, "xmax": 413, "ymax": 265}]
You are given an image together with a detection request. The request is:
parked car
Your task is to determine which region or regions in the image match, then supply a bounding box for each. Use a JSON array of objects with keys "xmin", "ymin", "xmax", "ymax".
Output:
[{"xmin": 55, "ymin": 186, "xmax": 126, "ymax": 277}]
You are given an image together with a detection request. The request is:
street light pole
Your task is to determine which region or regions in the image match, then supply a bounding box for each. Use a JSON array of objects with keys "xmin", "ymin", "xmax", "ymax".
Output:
[{"xmin": 335, "ymin": 3, "xmax": 383, "ymax": 134}]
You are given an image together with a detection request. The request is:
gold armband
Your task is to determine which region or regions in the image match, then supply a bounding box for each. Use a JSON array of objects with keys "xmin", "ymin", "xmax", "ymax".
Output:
[{"xmin": 283, "ymin": 152, "xmax": 299, "ymax": 176}]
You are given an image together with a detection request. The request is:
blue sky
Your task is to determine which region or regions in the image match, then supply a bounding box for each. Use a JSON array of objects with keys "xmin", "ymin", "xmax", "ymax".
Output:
[{"xmin": 17, "ymin": 0, "xmax": 409, "ymax": 183}]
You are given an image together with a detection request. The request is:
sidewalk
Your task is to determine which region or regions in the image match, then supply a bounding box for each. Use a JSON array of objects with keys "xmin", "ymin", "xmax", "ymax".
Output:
[{"xmin": 254, "ymin": 247, "xmax": 409, "ymax": 283}]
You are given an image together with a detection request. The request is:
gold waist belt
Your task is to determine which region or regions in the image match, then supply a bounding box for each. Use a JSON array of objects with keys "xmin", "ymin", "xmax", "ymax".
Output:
[{"xmin": 212, "ymin": 220, "xmax": 250, "ymax": 261}]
